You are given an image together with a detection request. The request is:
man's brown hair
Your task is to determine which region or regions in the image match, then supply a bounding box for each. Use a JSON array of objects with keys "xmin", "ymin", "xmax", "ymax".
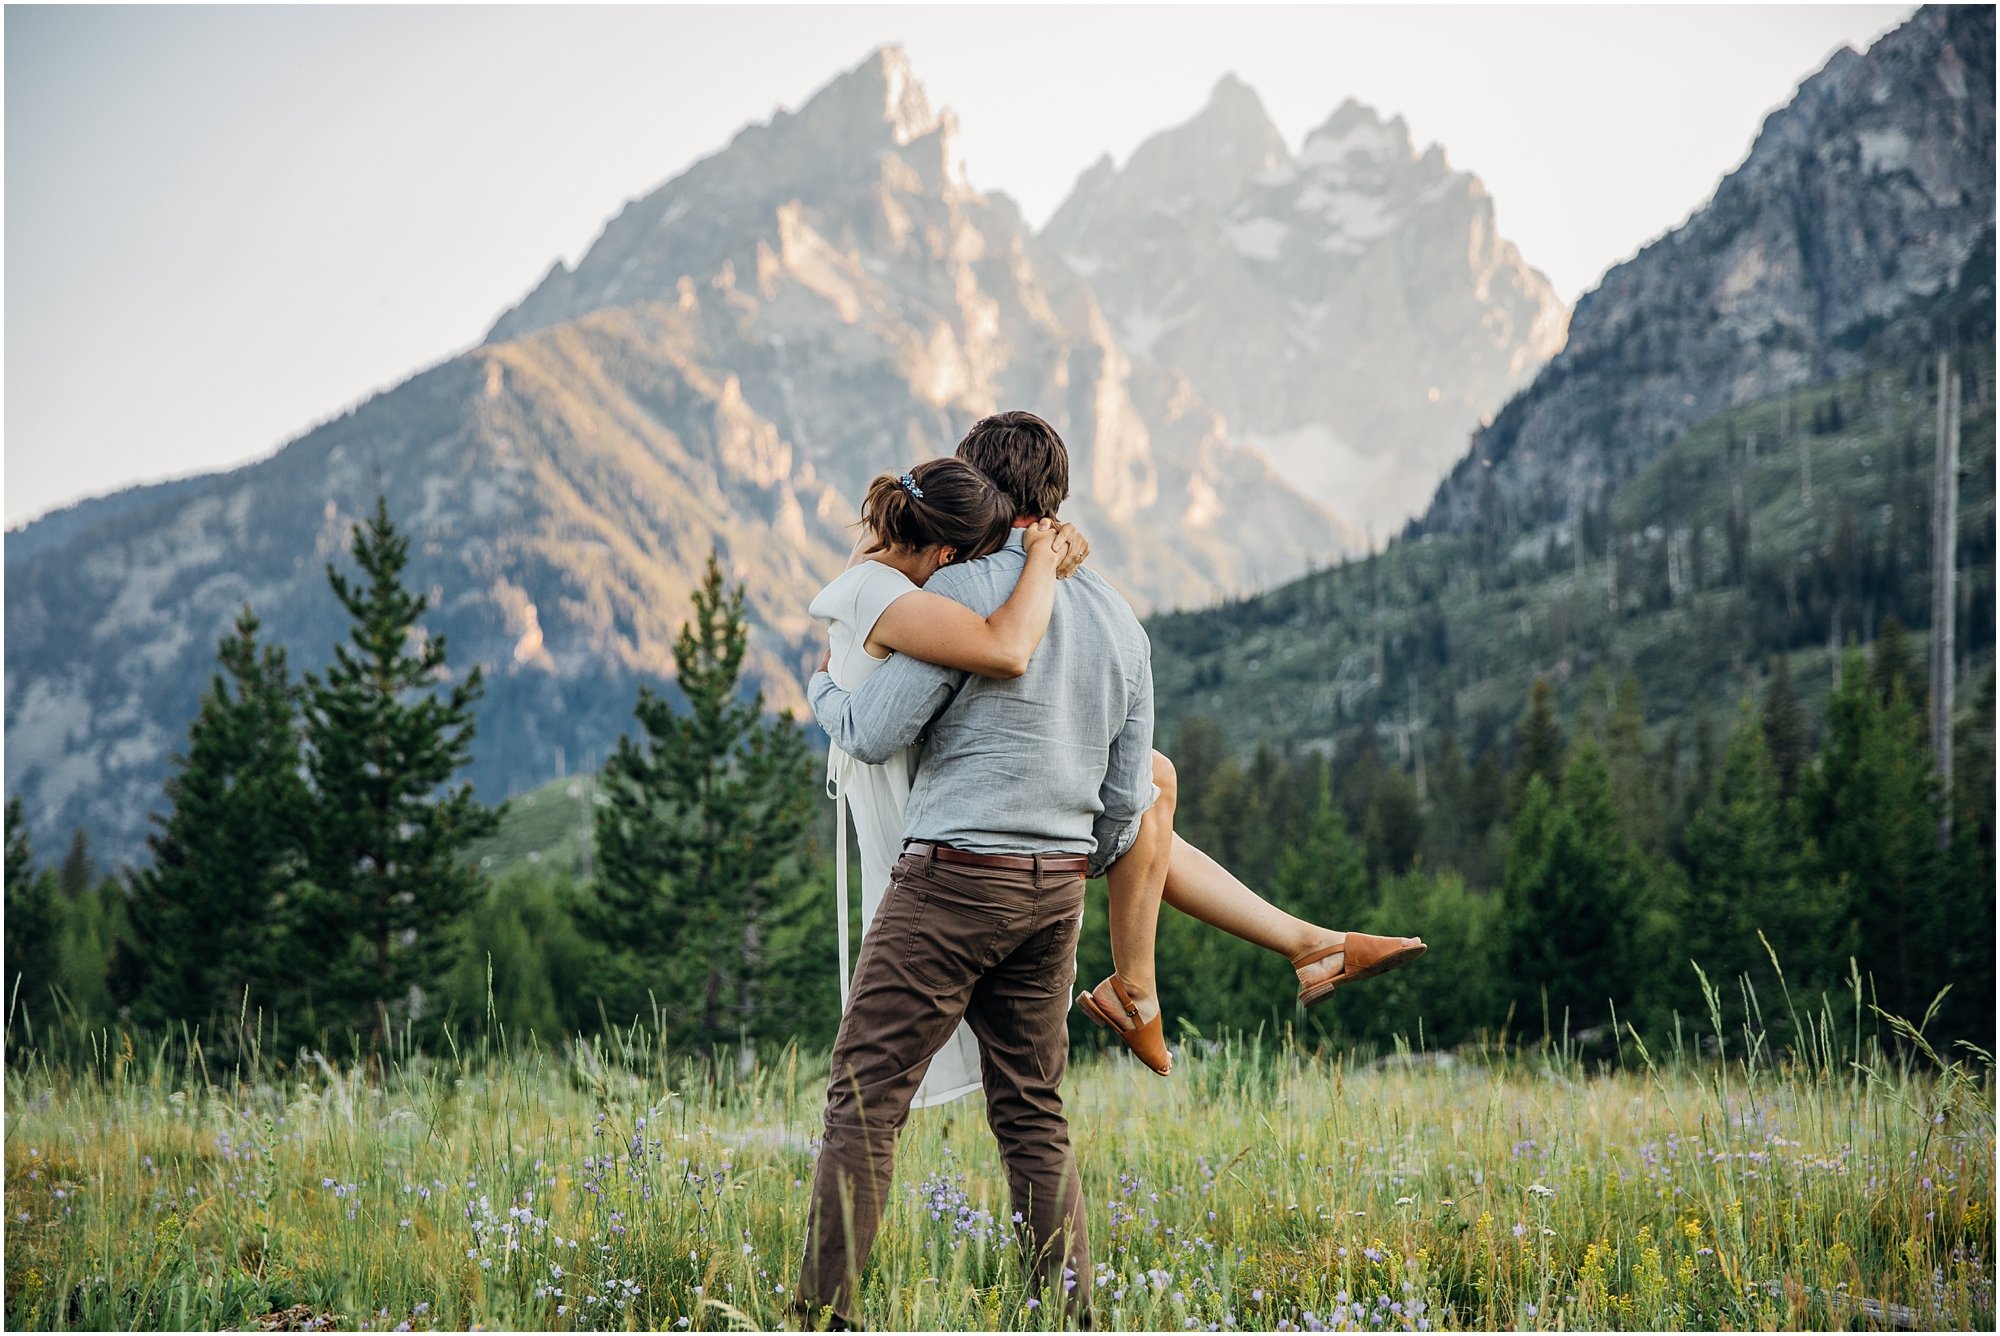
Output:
[{"xmin": 954, "ymin": 411, "xmax": 1069, "ymax": 519}]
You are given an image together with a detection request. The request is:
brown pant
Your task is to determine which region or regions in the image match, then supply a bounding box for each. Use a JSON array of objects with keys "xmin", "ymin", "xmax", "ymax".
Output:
[{"xmin": 795, "ymin": 846, "xmax": 1091, "ymax": 1329}]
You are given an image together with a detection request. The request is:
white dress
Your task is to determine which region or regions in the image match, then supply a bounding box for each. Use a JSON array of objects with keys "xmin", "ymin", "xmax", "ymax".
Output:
[{"xmin": 808, "ymin": 560, "xmax": 984, "ymax": 1109}]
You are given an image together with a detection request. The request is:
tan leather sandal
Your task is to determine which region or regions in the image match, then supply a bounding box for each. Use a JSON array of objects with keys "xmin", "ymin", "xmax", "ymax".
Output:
[
  {"xmin": 1076, "ymin": 974, "xmax": 1172, "ymax": 1075},
  {"xmin": 1293, "ymin": 932, "xmax": 1427, "ymax": 1008}
]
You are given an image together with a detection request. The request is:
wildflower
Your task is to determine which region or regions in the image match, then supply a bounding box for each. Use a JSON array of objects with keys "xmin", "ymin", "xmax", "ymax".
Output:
[
  {"xmin": 1527, "ymin": 1183, "xmax": 1554, "ymax": 1199},
  {"xmin": 1512, "ymin": 1222, "xmax": 1527, "ymax": 1238}
]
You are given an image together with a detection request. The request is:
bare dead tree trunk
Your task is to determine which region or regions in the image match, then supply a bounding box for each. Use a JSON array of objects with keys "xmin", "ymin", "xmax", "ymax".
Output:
[{"xmin": 1930, "ymin": 352, "xmax": 1960, "ymax": 850}]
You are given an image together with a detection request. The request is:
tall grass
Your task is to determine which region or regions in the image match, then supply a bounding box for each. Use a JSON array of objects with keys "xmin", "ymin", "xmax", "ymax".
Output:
[{"xmin": 4, "ymin": 964, "xmax": 1991, "ymax": 1332}]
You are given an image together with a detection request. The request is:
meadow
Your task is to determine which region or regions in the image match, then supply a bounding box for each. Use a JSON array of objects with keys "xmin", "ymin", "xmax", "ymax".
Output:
[{"xmin": 4, "ymin": 975, "xmax": 1992, "ymax": 1334}]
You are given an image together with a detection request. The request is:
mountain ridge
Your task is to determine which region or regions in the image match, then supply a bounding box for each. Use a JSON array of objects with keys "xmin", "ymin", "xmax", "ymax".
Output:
[{"xmin": 1416, "ymin": 3, "xmax": 1994, "ymax": 539}]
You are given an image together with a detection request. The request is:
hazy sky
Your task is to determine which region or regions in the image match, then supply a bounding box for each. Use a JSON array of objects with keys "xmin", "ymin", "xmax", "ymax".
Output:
[{"xmin": 5, "ymin": 4, "xmax": 1915, "ymax": 528}]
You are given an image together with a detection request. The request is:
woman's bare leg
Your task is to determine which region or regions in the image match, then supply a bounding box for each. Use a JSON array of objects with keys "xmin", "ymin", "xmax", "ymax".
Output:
[
  {"xmin": 1089, "ymin": 754, "xmax": 1175, "ymax": 1029},
  {"xmin": 1160, "ymin": 833, "xmax": 1341, "ymax": 963}
]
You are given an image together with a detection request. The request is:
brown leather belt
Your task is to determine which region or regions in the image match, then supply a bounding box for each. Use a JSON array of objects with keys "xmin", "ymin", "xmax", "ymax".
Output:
[{"xmin": 903, "ymin": 841, "xmax": 1090, "ymax": 874}]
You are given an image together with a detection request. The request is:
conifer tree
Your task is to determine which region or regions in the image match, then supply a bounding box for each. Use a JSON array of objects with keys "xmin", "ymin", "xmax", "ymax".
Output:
[
  {"xmin": 1502, "ymin": 743, "xmax": 1653, "ymax": 1040},
  {"xmin": 1273, "ymin": 774, "xmax": 1370, "ymax": 931},
  {"xmin": 1684, "ymin": 700, "xmax": 1845, "ymax": 1015},
  {"xmin": 1941, "ymin": 667, "xmax": 1996, "ymax": 1047},
  {"xmin": 1760, "ymin": 655, "xmax": 1810, "ymax": 799},
  {"xmin": 299, "ymin": 495, "xmax": 502, "ymax": 1048},
  {"xmin": 587, "ymin": 549, "xmax": 816, "ymax": 1053},
  {"xmin": 57, "ymin": 830, "xmax": 93, "ymax": 902},
  {"xmin": 1805, "ymin": 646, "xmax": 1944, "ymax": 1028},
  {"xmin": 1363, "ymin": 769, "xmax": 1424, "ymax": 880},
  {"xmin": 127, "ymin": 606, "xmax": 311, "ymax": 1038},
  {"xmin": 1508, "ymin": 677, "xmax": 1566, "ymax": 816},
  {"xmin": 1868, "ymin": 615, "xmax": 1926, "ymax": 713},
  {"xmin": 4, "ymin": 800, "xmax": 61, "ymax": 1032}
]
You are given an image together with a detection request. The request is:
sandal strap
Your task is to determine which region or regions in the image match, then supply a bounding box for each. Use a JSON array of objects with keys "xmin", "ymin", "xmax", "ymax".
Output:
[
  {"xmin": 1291, "ymin": 940, "xmax": 1346, "ymax": 970},
  {"xmin": 1109, "ymin": 974, "xmax": 1142, "ymax": 1020}
]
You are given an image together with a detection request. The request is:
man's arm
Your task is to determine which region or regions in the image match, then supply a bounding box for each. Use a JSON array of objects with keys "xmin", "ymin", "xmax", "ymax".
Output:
[
  {"xmin": 1089, "ymin": 643, "xmax": 1156, "ymax": 876},
  {"xmin": 808, "ymin": 651, "xmax": 963, "ymax": 765}
]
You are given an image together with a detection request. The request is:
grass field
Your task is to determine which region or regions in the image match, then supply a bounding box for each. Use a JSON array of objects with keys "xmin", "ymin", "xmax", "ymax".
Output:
[{"xmin": 4, "ymin": 983, "xmax": 1992, "ymax": 1333}]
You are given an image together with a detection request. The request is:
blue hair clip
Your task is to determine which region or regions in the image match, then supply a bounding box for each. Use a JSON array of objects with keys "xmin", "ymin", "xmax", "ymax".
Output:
[{"xmin": 899, "ymin": 471, "xmax": 924, "ymax": 499}]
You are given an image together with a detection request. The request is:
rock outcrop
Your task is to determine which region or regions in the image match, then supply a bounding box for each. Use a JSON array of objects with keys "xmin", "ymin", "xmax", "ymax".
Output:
[
  {"xmin": 1044, "ymin": 78, "xmax": 1568, "ymax": 533},
  {"xmin": 1418, "ymin": 4, "xmax": 1995, "ymax": 537}
]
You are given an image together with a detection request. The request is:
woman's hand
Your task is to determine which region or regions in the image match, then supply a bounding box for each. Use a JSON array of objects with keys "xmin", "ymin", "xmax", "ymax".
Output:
[
  {"xmin": 1049, "ymin": 521, "xmax": 1088, "ymax": 578},
  {"xmin": 1022, "ymin": 518, "xmax": 1070, "ymax": 567}
]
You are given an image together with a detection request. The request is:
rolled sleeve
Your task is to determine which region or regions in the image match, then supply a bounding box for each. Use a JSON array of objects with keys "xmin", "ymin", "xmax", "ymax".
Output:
[
  {"xmin": 1089, "ymin": 645, "xmax": 1156, "ymax": 875},
  {"xmin": 808, "ymin": 656, "xmax": 960, "ymax": 765}
]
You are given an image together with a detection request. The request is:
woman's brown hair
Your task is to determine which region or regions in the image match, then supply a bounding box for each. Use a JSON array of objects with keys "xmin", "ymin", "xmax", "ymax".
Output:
[{"xmin": 860, "ymin": 457, "xmax": 1013, "ymax": 563}]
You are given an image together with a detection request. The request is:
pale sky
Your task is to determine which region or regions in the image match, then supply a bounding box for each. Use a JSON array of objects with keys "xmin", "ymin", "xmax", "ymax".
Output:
[{"xmin": 4, "ymin": 3, "xmax": 1915, "ymax": 528}]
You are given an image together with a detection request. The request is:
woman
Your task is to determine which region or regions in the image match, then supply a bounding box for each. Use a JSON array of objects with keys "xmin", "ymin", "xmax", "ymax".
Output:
[{"xmin": 811, "ymin": 457, "xmax": 1422, "ymax": 1088}]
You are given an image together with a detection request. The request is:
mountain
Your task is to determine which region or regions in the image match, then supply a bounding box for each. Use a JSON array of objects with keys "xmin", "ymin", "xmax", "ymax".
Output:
[
  {"xmin": 1152, "ymin": 353, "xmax": 1994, "ymax": 761},
  {"xmin": 4, "ymin": 47, "xmax": 1350, "ymax": 868},
  {"xmin": 1043, "ymin": 77, "xmax": 1568, "ymax": 535},
  {"xmin": 1418, "ymin": 3, "xmax": 1995, "ymax": 539}
]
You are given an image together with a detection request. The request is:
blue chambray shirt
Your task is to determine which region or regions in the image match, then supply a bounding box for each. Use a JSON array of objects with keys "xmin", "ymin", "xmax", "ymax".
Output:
[{"xmin": 807, "ymin": 529, "xmax": 1155, "ymax": 876}]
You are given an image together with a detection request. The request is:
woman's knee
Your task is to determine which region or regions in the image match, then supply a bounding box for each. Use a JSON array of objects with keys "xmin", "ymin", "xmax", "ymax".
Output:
[{"xmin": 1151, "ymin": 751, "xmax": 1179, "ymax": 810}]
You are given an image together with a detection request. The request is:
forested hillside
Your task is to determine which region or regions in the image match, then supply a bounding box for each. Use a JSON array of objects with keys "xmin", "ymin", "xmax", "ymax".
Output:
[{"xmin": 1140, "ymin": 349, "xmax": 1994, "ymax": 1050}]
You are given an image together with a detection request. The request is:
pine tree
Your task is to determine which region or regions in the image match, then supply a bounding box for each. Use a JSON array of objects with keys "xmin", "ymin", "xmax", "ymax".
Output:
[
  {"xmin": 1508, "ymin": 677, "xmax": 1566, "ymax": 816},
  {"xmin": 1868, "ymin": 615, "xmax": 1925, "ymax": 714},
  {"xmin": 299, "ymin": 495, "xmax": 502, "ymax": 1048},
  {"xmin": 586, "ymin": 550, "xmax": 816, "ymax": 1053},
  {"xmin": 1683, "ymin": 700, "xmax": 1845, "ymax": 1019},
  {"xmin": 1760, "ymin": 655, "xmax": 1809, "ymax": 799},
  {"xmin": 127, "ymin": 606, "xmax": 311, "ymax": 1040},
  {"xmin": 1605, "ymin": 674, "xmax": 1667, "ymax": 859},
  {"xmin": 1941, "ymin": 667, "xmax": 1996, "ymax": 1048},
  {"xmin": 1363, "ymin": 768, "xmax": 1424, "ymax": 880},
  {"xmin": 58, "ymin": 830, "xmax": 93, "ymax": 902},
  {"xmin": 4, "ymin": 800, "xmax": 61, "ymax": 1035},
  {"xmin": 1272, "ymin": 773, "xmax": 1370, "ymax": 933},
  {"xmin": 1804, "ymin": 646, "xmax": 1944, "ymax": 1029},
  {"xmin": 1502, "ymin": 743, "xmax": 1654, "ymax": 1041}
]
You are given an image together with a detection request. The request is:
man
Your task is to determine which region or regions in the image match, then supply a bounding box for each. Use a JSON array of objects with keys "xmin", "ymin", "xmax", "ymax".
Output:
[{"xmin": 793, "ymin": 410, "xmax": 1154, "ymax": 1329}]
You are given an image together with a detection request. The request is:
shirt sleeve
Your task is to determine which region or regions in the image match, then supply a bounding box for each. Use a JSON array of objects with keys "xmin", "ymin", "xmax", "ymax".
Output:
[
  {"xmin": 1090, "ymin": 638, "xmax": 1156, "ymax": 877},
  {"xmin": 808, "ymin": 653, "xmax": 962, "ymax": 765}
]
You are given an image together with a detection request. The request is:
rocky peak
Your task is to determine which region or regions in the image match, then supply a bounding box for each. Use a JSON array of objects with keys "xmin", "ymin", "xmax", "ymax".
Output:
[
  {"xmin": 1418, "ymin": 3, "xmax": 1995, "ymax": 538},
  {"xmin": 1042, "ymin": 76, "xmax": 1565, "ymax": 529},
  {"xmin": 487, "ymin": 46, "xmax": 963, "ymax": 342},
  {"xmin": 1045, "ymin": 73, "xmax": 1289, "ymax": 239},
  {"xmin": 1299, "ymin": 98, "xmax": 1416, "ymax": 175}
]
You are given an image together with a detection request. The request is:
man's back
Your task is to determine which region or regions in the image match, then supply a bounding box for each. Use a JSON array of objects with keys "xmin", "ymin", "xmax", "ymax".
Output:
[
  {"xmin": 808, "ymin": 529, "xmax": 1155, "ymax": 870},
  {"xmin": 912, "ymin": 534, "xmax": 1152, "ymax": 861}
]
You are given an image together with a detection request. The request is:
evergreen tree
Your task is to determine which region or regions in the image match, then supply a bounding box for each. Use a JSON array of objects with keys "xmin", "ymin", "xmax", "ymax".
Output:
[
  {"xmin": 1760, "ymin": 655, "xmax": 1809, "ymax": 799},
  {"xmin": 1868, "ymin": 615, "xmax": 1925, "ymax": 713},
  {"xmin": 57, "ymin": 830, "xmax": 93, "ymax": 902},
  {"xmin": 1363, "ymin": 768, "xmax": 1424, "ymax": 880},
  {"xmin": 1941, "ymin": 667, "xmax": 1996, "ymax": 1048},
  {"xmin": 1605, "ymin": 674, "xmax": 1667, "ymax": 859},
  {"xmin": 1422, "ymin": 728, "xmax": 1471, "ymax": 873},
  {"xmin": 1271, "ymin": 774, "xmax": 1369, "ymax": 936},
  {"xmin": 3, "ymin": 801, "xmax": 61, "ymax": 1034},
  {"xmin": 1502, "ymin": 743, "xmax": 1652, "ymax": 1041},
  {"xmin": 299, "ymin": 495, "xmax": 502, "ymax": 1048},
  {"xmin": 585, "ymin": 550, "xmax": 816, "ymax": 1053},
  {"xmin": 1683, "ymin": 700, "xmax": 1845, "ymax": 1019},
  {"xmin": 6, "ymin": 797, "xmax": 31, "ymax": 892},
  {"xmin": 127, "ymin": 606, "xmax": 311, "ymax": 1039},
  {"xmin": 1804, "ymin": 647, "xmax": 1945, "ymax": 1029},
  {"xmin": 1509, "ymin": 677, "xmax": 1566, "ymax": 816}
]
